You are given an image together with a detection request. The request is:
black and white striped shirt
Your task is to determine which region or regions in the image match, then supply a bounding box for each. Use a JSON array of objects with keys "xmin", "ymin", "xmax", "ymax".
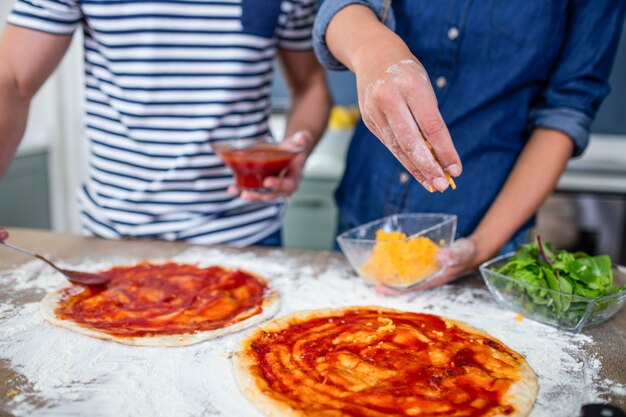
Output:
[{"xmin": 8, "ymin": 0, "xmax": 315, "ymax": 246}]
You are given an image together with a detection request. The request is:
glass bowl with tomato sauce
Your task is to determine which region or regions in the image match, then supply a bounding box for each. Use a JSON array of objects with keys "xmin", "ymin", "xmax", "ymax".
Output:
[{"xmin": 212, "ymin": 137, "xmax": 305, "ymax": 193}]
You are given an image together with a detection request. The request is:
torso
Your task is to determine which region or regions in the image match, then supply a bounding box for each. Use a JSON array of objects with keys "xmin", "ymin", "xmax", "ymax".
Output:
[
  {"xmin": 9, "ymin": 0, "xmax": 313, "ymax": 244},
  {"xmin": 337, "ymin": 1, "xmax": 568, "ymax": 237}
]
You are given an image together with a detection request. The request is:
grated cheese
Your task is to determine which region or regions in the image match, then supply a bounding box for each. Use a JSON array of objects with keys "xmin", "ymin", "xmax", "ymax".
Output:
[{"xmin": 360, "ymin": 230, "xmax": 441, "ymax": 286}]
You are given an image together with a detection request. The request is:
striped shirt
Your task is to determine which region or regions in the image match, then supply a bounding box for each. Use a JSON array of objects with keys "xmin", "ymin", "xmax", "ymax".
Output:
[{"xmin": 8, "ymin": 0, "xmax": 315, "ymax": 246}]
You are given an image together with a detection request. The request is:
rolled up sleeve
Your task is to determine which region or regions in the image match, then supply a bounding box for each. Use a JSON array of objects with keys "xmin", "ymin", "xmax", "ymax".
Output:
[
  {"xmin": 529, "ymin": 0, "xmax": 625, "ymax": 156},
  {"xmin": 313, "ymin": 0, "xmax": 395, "ymax": 71},
  {"xmin": 530, "ymin": 107, "xmax": 593, "ymax": 155}
]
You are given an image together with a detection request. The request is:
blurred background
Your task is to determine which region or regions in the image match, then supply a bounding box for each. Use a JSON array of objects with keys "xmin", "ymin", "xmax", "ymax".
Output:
[{"xmin": 0, "ymin": 4, "xmax": 625, "ymax": 262}]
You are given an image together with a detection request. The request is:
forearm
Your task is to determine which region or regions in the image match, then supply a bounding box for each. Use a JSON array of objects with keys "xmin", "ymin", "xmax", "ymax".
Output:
[
  {"xmin": 237, "ymin": 53, "xmax": 331, "ymax": 201},
  {"xmin": 470, "ymin": 128, "xmax": 574, "ymax": 263},
  {"xmin": 325, "ymin": 5, "xmax": 411, "ymax": 74},
  {"xmin": 323, "ymin": 5, "xmax": 460, "ymax": 191},
  {"xmin": 0, "ymin": 25, "xmax": 73, "ymax": 178},
  {"xmin": 283, "ymin": 67, "xmax": 331, "ymax": 152},
  {"xmin": 0, "ymin": 66, "xmax": 30, "ymax": 178}
]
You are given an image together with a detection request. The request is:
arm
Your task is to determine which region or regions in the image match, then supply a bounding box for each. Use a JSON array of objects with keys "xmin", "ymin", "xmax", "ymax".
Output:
[
  {"xmin": 279, "ymin": 49, "xmax": 331, "ymax": 151},
  {"xmin": 378, "ymin": 0, "xmax": 625, "ymax": 294},
  {"xmin": 238, "ymin": 49, "xmax": 331, "ymax": 201},
  {"xmin": 377, "ymin": 129, "xmax": 573, "ymax": 294},
  {"xmin": 319, "ymin": 4, "xmax": 462, "ymax": 192},
  {"xmin": 467, "ymin": 129, "xmax": 573, "ymax": 267},
  {"xmin": 436, "ymin": 0, "xmax": 626, "ymax": 277},
  {"xmin": 0, "ymin": 25, "xmax": 73, "ymax": 177}
]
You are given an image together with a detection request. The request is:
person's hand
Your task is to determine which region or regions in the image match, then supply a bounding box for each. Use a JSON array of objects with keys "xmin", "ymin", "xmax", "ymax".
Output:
[
  {"xmin": 354, "ymin": 55, "xmax": 462, "ymax": 192},
  {"xmin": 375, "ymin": 238, "xmax": 478, "ymax": 296},
  {"xmin": 229, "ymin": 131, "xmax": 313, "ymax": 202},
  {"xmin": 0, "ymin": 227, "xmax": 8, "ymax": 242}
]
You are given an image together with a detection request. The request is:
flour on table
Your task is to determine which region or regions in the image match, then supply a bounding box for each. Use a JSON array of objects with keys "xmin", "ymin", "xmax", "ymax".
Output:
[{"xmin": 0, "ymin": 248, "xmax": 623, "ymax": 417}]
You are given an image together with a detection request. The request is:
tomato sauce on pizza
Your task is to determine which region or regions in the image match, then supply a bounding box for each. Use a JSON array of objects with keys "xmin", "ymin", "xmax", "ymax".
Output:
[
  {"xmin": 54, "ymin": 262, "xmax": 269, "ymax": 337},
  {"xmin": 242, "ymin": 308, "xmax": 531, "ymax": 417}
]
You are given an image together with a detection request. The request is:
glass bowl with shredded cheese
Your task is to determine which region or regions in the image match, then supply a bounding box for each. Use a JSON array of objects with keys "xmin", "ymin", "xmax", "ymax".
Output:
[{"xmin": 337, "ymin": 213, "xmax": 457, "ymax": 289}]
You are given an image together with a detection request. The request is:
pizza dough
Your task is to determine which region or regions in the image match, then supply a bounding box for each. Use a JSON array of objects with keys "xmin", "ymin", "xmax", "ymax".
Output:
[
  {"xmin": 40, "ymin": 262, "xmax": 279, "ymax": 347},
  {"xmin": 234, "ymin": 306, "xmax": 538, "ymax": 417}
]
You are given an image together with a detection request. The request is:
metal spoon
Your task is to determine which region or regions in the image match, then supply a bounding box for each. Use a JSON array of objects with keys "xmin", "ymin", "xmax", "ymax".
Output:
[{"xmin": 0, "ymin": 240, "xmax": 111, "ymax": 285}]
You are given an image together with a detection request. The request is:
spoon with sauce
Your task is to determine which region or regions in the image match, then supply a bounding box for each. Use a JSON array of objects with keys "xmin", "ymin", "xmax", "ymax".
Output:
[{"xmin": 0, "ymin": 239, "xmax": 110, "ymax": 286}]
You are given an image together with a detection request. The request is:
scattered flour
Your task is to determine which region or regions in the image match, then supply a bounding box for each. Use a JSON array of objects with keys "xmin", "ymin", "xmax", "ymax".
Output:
[{"xmin": 0, "ymin": 248, "xmax": 623, "ymax": 416}]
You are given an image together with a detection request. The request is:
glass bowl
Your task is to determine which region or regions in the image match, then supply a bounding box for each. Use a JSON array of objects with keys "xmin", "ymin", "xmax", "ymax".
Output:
[
  {"xmin": 212, "ymin": 137, "xmax": 305, "ymax": 193},
  {"xmin": 480, "ymin": 254, "xmax": 626, "ymax": 332},
  {"xmin": 336, "ymin": 213, "xmax": 457, "ymax": 290}
]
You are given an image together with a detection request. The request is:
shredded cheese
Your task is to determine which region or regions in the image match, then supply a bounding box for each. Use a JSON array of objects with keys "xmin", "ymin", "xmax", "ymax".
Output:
[
  {"xmin": 360, "ymin": 230, "xmax": 442, "ymax": 286},
  {"xmin": 376, "ymin": 317, "xmax": 396, "ymax": 333}
]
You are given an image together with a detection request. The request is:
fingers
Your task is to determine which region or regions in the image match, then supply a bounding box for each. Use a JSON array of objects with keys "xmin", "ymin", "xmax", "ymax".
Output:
[
  {"xmin": 227, "ymin": 185, "xmax": 240, "ymax": 196},
  {"xmin": 360, "ymin": 61, "xmax": 460, "ymax": 192},
  {"xmin": 402, "ymin": 63, "xmax": 462, "ymax": 178},
  {"xmin": 229, "ymin": 182, "xmax": 285, "ymax": 202},
  {"xmin": 236, "ymin": 153, "xmax": 306, "ymax": 201},
  {"xmin": 374, "ymin": 266, "xmax": 462, "ymax": 296},
  {"xmin": 282, "ymin": 131, "xmax": 313, "ymax": 153},
  {"xmin": 239, "ymin": 190, "xmax": 285, "ymax": 202},
  {"xmin": 379, "ymin": 126, "xmax": 431, "ymax": 188},
  {"xmin": 362, "ymin": 82, "xmax": 432, "ymax": 189},
  {"xmin": 360, "ymin": 81, "xmax": 388, "ymax": 141},
  {"xmin": 435, "ymin": 238, "xmax": 476, "ymax": 267},
  {"xmin": 373, "ymin": 272, "xmax": 456, "ymax": 295},
  {"xmin": 383, "ymin": 101, "xmax": 447, "ymax": 191},
  {"xmin": 413, "ymin": 270, "xmax": 460, "ymax": 290},
  {"xmin": 374, "ymin": 285, "xmax": 412, "ymax": 296},
  {"xmin": 374, "ymin": 239, "xmax": 477, "ymax": 296},
  {"xmin": 0, "ymin": 227, "xmax": 8, "ymax": 242}
]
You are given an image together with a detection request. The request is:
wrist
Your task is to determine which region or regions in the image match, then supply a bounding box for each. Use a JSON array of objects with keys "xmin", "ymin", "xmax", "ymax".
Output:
[
  {"xmin": 466, "ymin": 232, "xmax": 499, "ymax": 268},
  {"xmin": 351, "ymin": 31, "xmax": 412, "ymax": 75},
  {"xmin": 284, "ymin": 130, "xmax": 315, "ymax": 156}
]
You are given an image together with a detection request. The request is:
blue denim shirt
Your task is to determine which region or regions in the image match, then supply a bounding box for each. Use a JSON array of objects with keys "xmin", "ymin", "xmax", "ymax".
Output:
[{"xmin": 314, "ymin": 0, "xmax": 625, "ymax": 240}]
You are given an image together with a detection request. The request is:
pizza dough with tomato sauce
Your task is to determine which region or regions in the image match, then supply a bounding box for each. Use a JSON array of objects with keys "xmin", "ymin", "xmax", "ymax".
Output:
[
  {"xmin": 40, "ymin": 261, "xmax": 279, "ymax": 347},
  {"xmin": 234, "ymin": 306, "xmax": 537, "ymax": 417}
]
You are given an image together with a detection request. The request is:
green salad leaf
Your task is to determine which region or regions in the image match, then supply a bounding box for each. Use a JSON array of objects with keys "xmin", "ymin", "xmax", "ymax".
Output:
[{"xmin": 494, "ymin": 237, "xmax": 625, "ymax": 325}]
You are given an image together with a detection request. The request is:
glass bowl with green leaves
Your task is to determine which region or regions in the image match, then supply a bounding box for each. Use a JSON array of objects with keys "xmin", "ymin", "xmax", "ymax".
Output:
[{"xmin": 479, "ymin": 237, "xmax": 626, "ymax": 332}]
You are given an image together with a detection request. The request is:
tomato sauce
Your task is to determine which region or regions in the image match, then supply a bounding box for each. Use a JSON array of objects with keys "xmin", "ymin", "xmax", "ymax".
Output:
[
  {"xmin": 217, "ymin": 144, "xmax": 299, "ymax": 189},
  {"xmin": 249, "ymin": 308, "xmax": 523, "ymax": 417},
  {"xmin": 55, "ymin": 262, "xmax": 268, "ymax": 337}
]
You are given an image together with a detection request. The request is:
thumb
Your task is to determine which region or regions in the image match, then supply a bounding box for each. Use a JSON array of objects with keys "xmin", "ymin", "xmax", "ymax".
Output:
[
  {"xmin": 436, "ymin": 238, "xmax": 475, "ymax": 267},
  {"xmin": 0, "ymin": 228, "xmax": 8, "ymax": 242},
  {"xmin": 284, "ymin": 131, "xmax": 312, "ymax": 151}
]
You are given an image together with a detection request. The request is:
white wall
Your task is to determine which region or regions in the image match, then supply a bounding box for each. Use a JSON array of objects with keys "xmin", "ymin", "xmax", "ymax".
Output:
[
  {"xmin": 1, "ymin": 1, "xmax": 88, "ymax": 234},
  {"xmin": 49, "ymin": 34, "xmax": 88, "ymax": 234}
]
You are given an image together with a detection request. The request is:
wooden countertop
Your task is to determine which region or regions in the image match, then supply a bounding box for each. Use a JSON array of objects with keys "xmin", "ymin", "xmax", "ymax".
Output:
[{"xmin": 1, "ymin": 228, "xmax": 625, "ymax": 415}]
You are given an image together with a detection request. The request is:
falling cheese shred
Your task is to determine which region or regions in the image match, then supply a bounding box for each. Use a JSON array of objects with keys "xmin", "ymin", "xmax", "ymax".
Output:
[
  {"xmin": 376, "ymin": 317, "xmax": 396, "ymax": 333},
  {"xmin": 425, "ymin": 140, "xmax": 457, "ymax": 190}
]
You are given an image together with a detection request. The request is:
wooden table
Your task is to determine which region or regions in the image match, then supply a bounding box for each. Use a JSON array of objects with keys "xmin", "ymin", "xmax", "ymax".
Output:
[{"xmin": 1, "ymin": 228, "xmax": 625, "ymax": 415}]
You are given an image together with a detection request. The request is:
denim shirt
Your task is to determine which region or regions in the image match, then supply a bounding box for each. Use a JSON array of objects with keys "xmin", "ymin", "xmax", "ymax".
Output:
[{"xmin": 313, "ymin": 0, "xmax": 625, "ymax": 240}]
